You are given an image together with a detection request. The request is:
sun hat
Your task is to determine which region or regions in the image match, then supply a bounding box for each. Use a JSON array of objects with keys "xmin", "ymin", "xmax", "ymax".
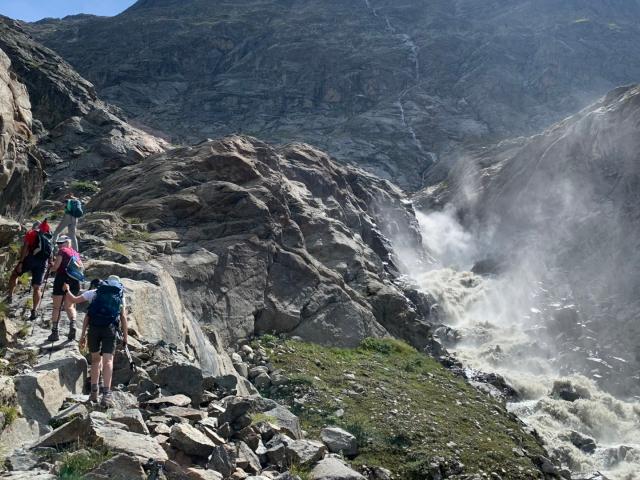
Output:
[
  {"xmin": 56, "ymin": 235, "xmax": 71, "ymax": 244},
  {"xmin": 106, "ymin": 275, "xmax": 122, "ymax": 286}
]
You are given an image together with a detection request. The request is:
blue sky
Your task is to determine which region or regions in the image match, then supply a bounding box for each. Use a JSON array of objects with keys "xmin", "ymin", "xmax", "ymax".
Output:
[{"xmin": 0, "ymin": 0, "xmax": 137, "ymax": 22}]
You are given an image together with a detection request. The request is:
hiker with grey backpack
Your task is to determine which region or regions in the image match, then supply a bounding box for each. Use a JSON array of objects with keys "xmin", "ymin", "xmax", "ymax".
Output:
[{"xmin": 73, "ymin": 275, "xmax": 129, "ymax": 407}]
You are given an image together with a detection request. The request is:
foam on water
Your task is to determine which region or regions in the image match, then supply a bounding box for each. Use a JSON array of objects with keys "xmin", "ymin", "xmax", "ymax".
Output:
[{"xmin": 404, "ymin": 210, "xmax": 640, "ymax": 479}]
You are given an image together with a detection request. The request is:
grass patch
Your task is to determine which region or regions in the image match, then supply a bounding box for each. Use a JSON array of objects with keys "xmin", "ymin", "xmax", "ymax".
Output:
[
  {"xmin": 58, "ymin": 448, "xmax": 111, "ymax": 479},
  {"xmin": 287, "ymin": 463, "xmax": 311, "ymax": 480},
  {"xmin": 16, "ymin": 323, "xmax": 30, "ymax": 339},
  {"xmin": 70, "ymin": 180, "xmax": 100, "ymax": 195},
  {"xmin": 251, "ymin": 412, "xmax": 277, "ymax": 425},
  {"xmin": 0, "ymin": 405, "xmax": 19, "ymax": 427},
  {"xmin": 0, "ymin": 301, "xmax": 8, "ymax": 319},
  {"xmin": 106, "ymin": 241, "xmax": 130, "ymax": 257},
  {"xmin": 259, "ymin": 338, "xmax": 546, "ymax": 479},
  {"xmin": 114, "ymin": 229, "xmax": 150, "ymax": 242}
]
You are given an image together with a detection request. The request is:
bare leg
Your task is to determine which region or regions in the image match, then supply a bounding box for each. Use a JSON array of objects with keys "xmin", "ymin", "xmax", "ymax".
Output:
[
  {"xmin": 68, "ymin": 217, "xmax": 79, "ymax": 252},
  {"xmin": 102, "ymin": 354, "xmax": 114, "ymax": 391},
  {"xmin": 51, "ymin": 295, "xmax": 63, "ymax": 327},
  {"xmin": 90, "ymin": 352, "xmax": 102, "ymax": 386},
  {"xmin": 6, "ymin": 268, "xmax": 20, "ymax": 299},
  {"xmin": 32, "ymin": 285, "xmax": 43, "ymax": 312},
  {"xmin": 64, "ymin": 302, "xmax": 77, "ymax": 328}
]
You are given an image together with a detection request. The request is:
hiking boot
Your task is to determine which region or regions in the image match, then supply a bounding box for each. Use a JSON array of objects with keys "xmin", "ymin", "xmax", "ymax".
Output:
[
  {"xmin": 100, "ymin": 391, "xmax": 114, "ymax": 409},
  {"xmin": 46, "ymin": 328, "xmax": 59, "ymax": 342},
  {"xmin": 89, "ymin": 385, "xmax": 99, "ymax": 403},
  {"xmin": 67, "ymin": 327, "xmax": 76, "ymax": 341},
  {"xmin": 29, "ymin": 309, "xmax": 38, "ymax": 321}
]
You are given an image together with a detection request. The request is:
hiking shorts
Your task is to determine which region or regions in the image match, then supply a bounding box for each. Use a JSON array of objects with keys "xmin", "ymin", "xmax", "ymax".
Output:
[
  {"xmin": 88, "ymin": 324, "xmax": 118, "ymax": 355},
  {"xmin": 53, "ymin": 272, "xmax": 80, "ymax": 296},
  {"xmin": 20, "ymin": 256, "xmax": 47, "ymax": 286}
]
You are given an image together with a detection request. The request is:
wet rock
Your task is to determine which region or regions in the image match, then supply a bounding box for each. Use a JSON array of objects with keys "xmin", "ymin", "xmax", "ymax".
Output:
[
  {"xmin": 170, "ymin": 423, "xmax": 217, "ymax": 457},
  {"xmin": 311, "ymin": 457, "xmax": 365, "ymax": 480},
  {"xmin": 551, "ymin": 380, "xmax": 591, "ymax": 402},
  {"xmin": 320, "ymin": 427, "xmax": 358, "ymax": 457},
  {"xmin": 567, "ymin": 430, "xmax": 597, "ymax": 454}
]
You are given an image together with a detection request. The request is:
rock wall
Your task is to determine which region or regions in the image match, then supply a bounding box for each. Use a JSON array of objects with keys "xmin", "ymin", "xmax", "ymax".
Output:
[
  {"xmin": 0, "ymin": 48, "xmax": 43, "ymax": 218},
  {"xmin": 87, "ymin": 136, "xmax": 434, "ymax": 349}
]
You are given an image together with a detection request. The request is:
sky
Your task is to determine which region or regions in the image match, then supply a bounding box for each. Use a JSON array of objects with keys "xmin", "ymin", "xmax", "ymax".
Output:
[{"xmin": 0, "ymin": 0, "xmax": 137, "ymax": 22}]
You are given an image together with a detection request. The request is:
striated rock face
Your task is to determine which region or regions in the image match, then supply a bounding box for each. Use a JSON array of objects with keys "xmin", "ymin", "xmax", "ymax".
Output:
[
  {"xmin": 0, "ymin": 48, "xmax": 43, "ymax": 217},
  {"xmin": 29, "ymin": 0, "xmax": 640, "ymax": 189},
  {"xmin": 418, "ymin": 84, "xmax": 640, "ymax": 396},
  {"xmin": 0, "ymin": 16, "xmax": 167, "ymax": 189},
  {"xmin": 88, "ymin": 136, "xmax": 431, "ymax": 348}
]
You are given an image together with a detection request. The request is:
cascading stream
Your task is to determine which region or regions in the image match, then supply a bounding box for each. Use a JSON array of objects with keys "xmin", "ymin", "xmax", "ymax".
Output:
[{"xmin": 402, "ymin": 209, "xmax": 640, "ymax": 480}]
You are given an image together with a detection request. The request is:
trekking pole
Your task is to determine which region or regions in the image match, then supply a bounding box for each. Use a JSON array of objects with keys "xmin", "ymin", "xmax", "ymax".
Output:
[
  {"xmin": 117, "ymin": 330, "xmax": 137, "ymax": 372},
  {"xmin": 49, "ymin": 291, "xmax": 66, "ymax": 359},
  {"xmin": 31, "ymin": 265, "xmax": 49, "ymax": 336}
]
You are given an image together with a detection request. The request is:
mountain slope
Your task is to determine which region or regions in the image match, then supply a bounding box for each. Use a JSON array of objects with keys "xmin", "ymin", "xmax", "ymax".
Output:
[{"xmin": 29, "ymin": 0, "xmax": 640, "ymax": 189}]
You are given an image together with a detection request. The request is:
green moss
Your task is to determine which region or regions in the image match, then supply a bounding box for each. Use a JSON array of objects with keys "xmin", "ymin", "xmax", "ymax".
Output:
[
  {"xmin": 70, "ymin": 180, "xmax": 100, "ymax": 194},
  {"xmin": 288, "ymin": 463, "xmax": 312, "ymax": 480},
  {"xmin": 16, "ymin": 323, "xmax": 30, "ymax": 339},
  {"xmin": 259, "ymin": 338, "xmax": 546, "ymax": 479},
  {"xmin": 58, "ymin": 448, "xmax": 112, "ymax": 479},
  {"xmin": 251, "ymin": 412, "xmax": 278, "ymax": 425}
]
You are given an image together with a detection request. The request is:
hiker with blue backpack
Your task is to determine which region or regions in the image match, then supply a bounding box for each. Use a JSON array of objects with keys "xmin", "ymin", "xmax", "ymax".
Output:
[
  {"xmin": 70, "ymin": 275, "xmax": 128, "ymax": 407},
  {"xmin": 4, "ymin": 220, "xmax": 53, "ymax": 320},
  {"xmin": 52, "ymin": 193, "xmax": 83, "ymax": 252},
  {"xmin": 47, "ymin": 235, "xmax": 84, "ymax": 342}
]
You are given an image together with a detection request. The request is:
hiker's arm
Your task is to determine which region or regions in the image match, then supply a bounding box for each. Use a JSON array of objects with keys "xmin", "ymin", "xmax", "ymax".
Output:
[
  {"xmin": 120, "ymin": 310, "xmax": 128, "ymax": 346},
  {"xmin": 79, "ymin": 314, "xmax": 89, "ymax": 349},
  {"xmin": 61, "ymin": 284, "xmax": 86, "ymax": 304}
]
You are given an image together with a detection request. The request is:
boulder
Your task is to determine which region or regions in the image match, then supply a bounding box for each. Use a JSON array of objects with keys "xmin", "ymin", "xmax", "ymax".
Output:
[
  {"xmin": 285, "ymin": 439, "xmax": 327, "ymax": 466},
  {"xmin": 110, "ymin": 409, "xmax": 150, "ymax": 435},
  {"xmin": 171, "ymin": 423, "xmax": 216, "ymax": 457},
  {"xmin": 14, "ymin": 353, "xmax": 87, "ymax": 423},
  {"xmin": 0, "ymin": 418, "xmax": 40, "ymax": 455},
  {"xmin": 34, "ymin": 415, "xmax": 89, "ymax": 448},
  {"xmin": 311, "ymin": 457, "xmax": 365, "ymax": 480},
  {"xmin": 187, "ymin": 469, "xmax": 224, "ymax": 480},
  {"xmin": 235, "ymin": 440, "xmax": 261, "ymax": 474},
  {"xmin": 551, "ymin": 381, "xmax": 591, "ymax": 402},
  {"xmin": 320, "ymin": 427, "xmax": 358, "ymax": 457},
  {"xmin": 92, "ymin": 426, "xmax": 168, "ymax": 462},
  {"xmin": 162, "ymin": 405, "xmax": 208, "ymax": 421},
  {"xmin": 264, "ymin": 405, "xmax": 302, "ymax": 440},
  {"xmin": 153, "ymin": 363, "xmax": 204, "ymax": 405},
  {"xmin": 207, "ymin": 445, "xmax": 235, "ymax": 478},
  {"xmin": 84, "ymin": 453, "xmax": 146, "ymax": 480},
  {"xmin": 253, "ymin": 373, "xmax": 271, "ymax": 390},
  {"xmin": 569, "ymin": 431, "xmax": 597, "ymax": 454},
  {"xmin": 220, "ymin": 397, "xmax": 252, "ymax": 425},
  {"xmin": 145, "ymin": 394, "xmax": 192, "ymax": 408}
]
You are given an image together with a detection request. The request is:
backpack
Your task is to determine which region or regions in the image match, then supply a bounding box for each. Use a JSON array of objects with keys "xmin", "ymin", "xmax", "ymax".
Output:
[
  {"xmin": 88, "ymin": 282, "xmax": 124, "ymax": 327},
  {"xmin": 65, "ymin": 254, "xmax": 85, "ymax": 282},
  {"xmin": 32, "ymin": 232, "xmax": 53, "ymax": 260},
  {"xmin": 67, "ymin": 199, "xmax": 84, "ymax": 218}
]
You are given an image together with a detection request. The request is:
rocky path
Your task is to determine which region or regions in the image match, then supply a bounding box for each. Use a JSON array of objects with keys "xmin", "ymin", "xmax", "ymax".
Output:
[{"xmin": 0, "ymin": 252, "xmax": 369, "ymax": 480}]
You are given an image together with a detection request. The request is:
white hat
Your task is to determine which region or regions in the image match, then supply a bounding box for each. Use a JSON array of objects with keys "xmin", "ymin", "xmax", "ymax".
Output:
[
  {"xmin": 106, "ymin": 275, "xmax": 122, "ymax": 286},
  {"xmin": 56, "ymin": 235, "xmax": 71, "ymax": 244}
]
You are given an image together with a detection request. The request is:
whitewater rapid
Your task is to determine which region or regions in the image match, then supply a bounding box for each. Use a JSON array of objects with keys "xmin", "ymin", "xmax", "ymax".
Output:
[{"xmin": 408, "ymin": 210, "xmax": 640, "ymax": 480}]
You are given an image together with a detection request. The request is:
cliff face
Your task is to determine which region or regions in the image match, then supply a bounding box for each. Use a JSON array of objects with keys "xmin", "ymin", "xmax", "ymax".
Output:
[
  {"xmin": 29, "ymin": 0, "xmax": 640, "ymax": 189},
  {"xmin": 417, "ymin": 84, "xmax": 640, "ymax": 396},
  {"xmin": 0, "ymin": 49, "xmax": 43, "ymax": 217},
  {"xmin": 0, "ymin": 16, "xmax": 167, "ymax": 193}
]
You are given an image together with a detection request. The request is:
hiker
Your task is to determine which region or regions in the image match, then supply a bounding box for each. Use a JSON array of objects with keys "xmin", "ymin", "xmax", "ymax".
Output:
[
  {"xmin": 5, "ymin": 220, "xmax": 53, "ymax": 320},
  {"xmin": 47, "ymin": 235, "xmax": 83, "ymax": 342},
  {"xmin": 52, "ymin": 193, "xmax": 83, "ymax": 251},
  {"xmin": 77, "ymin": 275, "xmax": 128, "ymax": 407},
  {"xmin": 60, "ymin": 278, "xmax": 102, "ymax": 306}
]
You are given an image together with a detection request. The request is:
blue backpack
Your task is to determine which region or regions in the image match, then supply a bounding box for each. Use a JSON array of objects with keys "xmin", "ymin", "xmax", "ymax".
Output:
[
  {"xmin": 88, "ymin": 282, "xmax": 124, "ymax": 326},
  {"xmin": 67, "ymin": 199, "xmax": 84, "ymax": 218},
  {"xmin": 66, "ymin": 254, "xmax": 85, "ymax": 282}
]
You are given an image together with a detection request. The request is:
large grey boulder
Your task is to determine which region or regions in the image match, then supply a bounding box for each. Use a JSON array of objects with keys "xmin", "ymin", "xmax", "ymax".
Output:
[
  {"xmin": 170, "ymin": 423, "xmax": 216, "ymax": 457},
  {"xmin": 285, "ymin": 439, "xmax": 327, "ymax": 466},
  {"xmin": 311, "ymin": 457, "xmax": 365, "ymax": 480},
  {"xmin": 14, "ymin": 351, "xmax": 87, "ymax": 423},
  {"xmin": 84, "ymin": 453, "xmax": 146, "ymax": 480},
  {"xmin": 320, "ymin": 427, "xmax": 358, "ymax": 457},
  {"xmin": 91, "ymin": 426, "xmax": 168, "ymax": 462}
]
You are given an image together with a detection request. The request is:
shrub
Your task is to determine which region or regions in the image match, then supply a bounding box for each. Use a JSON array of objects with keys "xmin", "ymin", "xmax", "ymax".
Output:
[
  {"xmin": 359, "ymin": 338, "xmax": 415, "ymax": 356},
  {"xmin": 0, "ymin": 405, "xmax": 19, "ymax": 427},
  {"xmin": 58, "ymin": 449, "xmax": 111, "ymax": 479},
  {"xmin": 70, "ymin": 180, "xmax": 100, "ymax": 194}
]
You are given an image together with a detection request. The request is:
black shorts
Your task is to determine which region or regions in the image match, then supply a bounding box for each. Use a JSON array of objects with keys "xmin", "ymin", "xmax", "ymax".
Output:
[
  {"xmin": 20, "ymin": 256, "xmax": 48, "ymax": 286},
  {"xmin": 53, "ymin": 272, "xmax": 80, "ymax": 296},
  {"xmin": 88, "ymin": 324, "xmax": 117, "ymax": 355}
]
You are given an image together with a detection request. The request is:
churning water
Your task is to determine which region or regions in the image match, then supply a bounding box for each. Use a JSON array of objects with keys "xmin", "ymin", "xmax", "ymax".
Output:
[{"xmin": 408, "ymin": 210, "xmax": 640, "ymax": 480}]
